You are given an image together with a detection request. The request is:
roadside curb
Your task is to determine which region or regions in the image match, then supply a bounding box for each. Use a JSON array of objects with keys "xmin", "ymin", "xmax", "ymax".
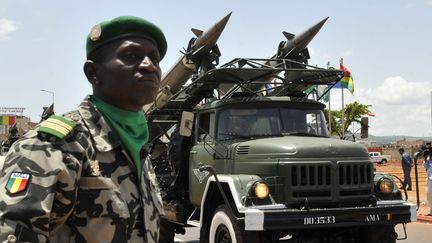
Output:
[
  {"xmin": 417, "ymin": 214, "xmax": 432, "ymax": 224},
  {"xmin": 413, "ymin": 204, "xmax": 432, "ymax": 224}
]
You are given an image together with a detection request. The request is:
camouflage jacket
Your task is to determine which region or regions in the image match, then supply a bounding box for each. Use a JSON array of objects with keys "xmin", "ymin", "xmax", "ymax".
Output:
[{"xmin": 0, "ymin": 96, "xmax": 163, "ymax": 243}]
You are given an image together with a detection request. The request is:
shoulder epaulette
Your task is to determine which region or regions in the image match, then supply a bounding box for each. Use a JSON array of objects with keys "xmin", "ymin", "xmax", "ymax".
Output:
[{"xmin": 37, "ymin": 115, "xmax": 77, "ymax": 139}]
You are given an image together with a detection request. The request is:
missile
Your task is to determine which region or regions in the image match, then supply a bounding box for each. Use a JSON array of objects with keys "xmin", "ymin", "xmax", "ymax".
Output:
[
  {"xmin": 260, "ymin": 17, "xmax": 329, "ymax": 96},
  {"xmin": 144, "ymin": 13, "xmax": 231, "ymax": 143},
  {"xmin": 220, "ymin": 17, "xmax": 329, "ymax": 98},
  {"xmin": 269, "ymin": 17, "xmax": 328, "ymax": 64},
  {"xmin": 159, "ymin": 12, "xmax": 231, "ymax": 96}
]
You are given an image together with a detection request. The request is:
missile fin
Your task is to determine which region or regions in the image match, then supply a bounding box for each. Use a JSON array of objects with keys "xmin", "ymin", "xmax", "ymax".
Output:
[
  {"xmin": 191, "ymin": 28, "xmax": 203, "ymax": 37},
  {"xmin": 283, "ymin": 31, "xmax": 295, "ymax": 40}
]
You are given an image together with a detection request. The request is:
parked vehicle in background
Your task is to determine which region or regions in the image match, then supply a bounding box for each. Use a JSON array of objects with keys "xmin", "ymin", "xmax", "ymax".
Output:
[{"xmin": 369, "ymin": 151, "xmax": 391, "ymax": 164}]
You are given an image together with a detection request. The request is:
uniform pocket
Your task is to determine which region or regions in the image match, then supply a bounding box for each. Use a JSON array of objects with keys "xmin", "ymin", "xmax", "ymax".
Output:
[
  {"xmin": 79, "ymin": 177, "xmax": 116, "ymax": 189},
  {"xmin": 76, "ymin": 177, "xmax": 130, "ymax": 219}
]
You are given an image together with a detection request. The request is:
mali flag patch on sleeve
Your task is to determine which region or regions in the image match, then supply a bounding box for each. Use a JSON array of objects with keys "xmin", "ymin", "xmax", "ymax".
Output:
[{"xmin": 6, "ymin": 172, "xmax": 31, "ymax": 194}]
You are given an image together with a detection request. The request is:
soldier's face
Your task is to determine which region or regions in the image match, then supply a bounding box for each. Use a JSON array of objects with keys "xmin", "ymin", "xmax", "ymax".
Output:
[{"xmin": 93, "ymin": 37, "xmax": 162, "ymax": 111}]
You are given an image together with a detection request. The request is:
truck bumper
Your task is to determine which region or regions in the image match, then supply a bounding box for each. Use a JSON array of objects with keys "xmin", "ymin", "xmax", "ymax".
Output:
[{"xmin": 243, "ymin": 200, "xmax": 416, "ymax": 231}]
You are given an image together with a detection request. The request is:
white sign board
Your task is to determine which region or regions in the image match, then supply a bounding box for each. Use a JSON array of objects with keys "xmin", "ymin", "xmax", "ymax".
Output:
[{"xmin": 0, "ymin": 107, "xmax": 25, "ymax": 115}]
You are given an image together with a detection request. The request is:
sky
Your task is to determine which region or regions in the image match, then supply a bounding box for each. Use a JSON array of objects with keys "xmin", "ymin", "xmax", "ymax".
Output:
[{"xmin": 0, "ymin": 0, "xmax": 431, "ymax": 138}]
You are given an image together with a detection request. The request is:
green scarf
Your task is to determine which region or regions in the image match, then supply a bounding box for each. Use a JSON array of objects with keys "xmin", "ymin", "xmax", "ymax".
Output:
[{"xmin": 91, "ymin": 96, "xmax": 148, "ymax": 179}]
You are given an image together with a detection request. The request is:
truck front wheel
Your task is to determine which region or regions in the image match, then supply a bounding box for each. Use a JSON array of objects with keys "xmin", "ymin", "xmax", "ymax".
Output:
[
  {"xmin": 208, "ymin": 205, "xmax": 264, "ymax": 243},
  {"xmin": 209, "ymin": 205, "xmax": 243, "ymax": 243}
]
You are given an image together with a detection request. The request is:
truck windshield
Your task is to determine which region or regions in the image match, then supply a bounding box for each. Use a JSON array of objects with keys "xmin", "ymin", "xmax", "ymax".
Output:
[{"xmin": 217, "ymin": 107, "xmax": 328, "ymax": 140}]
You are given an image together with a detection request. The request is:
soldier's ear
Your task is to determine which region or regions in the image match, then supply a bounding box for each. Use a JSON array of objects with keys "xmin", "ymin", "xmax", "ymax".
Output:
[{"xmin": 84, "ymin": 60, "xmax": 100, "ymax": 85}]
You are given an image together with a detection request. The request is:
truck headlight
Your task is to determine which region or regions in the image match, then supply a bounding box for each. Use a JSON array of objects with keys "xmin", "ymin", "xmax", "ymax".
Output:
[
  {"xmin": 254, "ymin": 182, "xmax": 269, "ymax": 199},
  {"xmin": 378, "ymin": 178, "xmax": 393, "ymax": 194}
]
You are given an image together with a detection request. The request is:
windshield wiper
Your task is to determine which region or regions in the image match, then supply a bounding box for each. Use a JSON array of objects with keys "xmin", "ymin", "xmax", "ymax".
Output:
[
  {"xmin": 217, "ymin": 133, "xmax": 251, "ymax": 140},
  {"xmin": 250, "ymin": 133, "xmax": 283, "ymax": 139},
  {"xmin": 282, "ymin": 132, "xmax": 327, "ymax": 138}
]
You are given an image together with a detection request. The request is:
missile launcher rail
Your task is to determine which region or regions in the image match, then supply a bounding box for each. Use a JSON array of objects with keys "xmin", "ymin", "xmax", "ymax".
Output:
[{"xmin": 146, "ymin": 57, "xmax": 344, "ymax": 144}]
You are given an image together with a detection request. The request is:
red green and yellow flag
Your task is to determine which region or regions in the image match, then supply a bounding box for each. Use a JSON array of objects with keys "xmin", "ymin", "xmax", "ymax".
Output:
[
  {"xmin": 0, "ymin": 116, "xmax": 16, "ymax": 125},
  {"xmin": 5, "ymin": 172, "xmax": 31, "ymax": 194},
  {"xmin": 339, "ymin": 63, "xmax": 354, "ymax": 94}
]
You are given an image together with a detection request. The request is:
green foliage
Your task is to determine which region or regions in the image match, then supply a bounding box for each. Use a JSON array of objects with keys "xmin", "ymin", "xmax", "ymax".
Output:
[{"xmin": 324, "ymin": 101, "xmax": 371, "ymax": 139}]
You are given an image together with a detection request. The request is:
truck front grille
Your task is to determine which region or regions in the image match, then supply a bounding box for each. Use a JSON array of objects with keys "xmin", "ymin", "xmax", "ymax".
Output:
[
  {"xmin": 282, "ymin": 161, "xmax": 373, "ymax": 208},
  {"xmin": 338, "ymin": 163, "xmax": 372, "ymax": 196}
]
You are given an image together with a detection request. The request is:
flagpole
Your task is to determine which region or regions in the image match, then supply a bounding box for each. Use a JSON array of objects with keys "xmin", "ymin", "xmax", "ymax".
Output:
[
  {"xmin": 328, "ymin": 89, "xmax": 332, "ymax": 135},
  {"xmin": 340, "ymin": 58, "xmax": 345, "ymax": 139},
  {"xmin": 341, "ymin": 88, "xmax": 345, "ymax": 139},
  {"xmin": 326, "ymin": 61, "xmax": 332, "ymax": 135}
]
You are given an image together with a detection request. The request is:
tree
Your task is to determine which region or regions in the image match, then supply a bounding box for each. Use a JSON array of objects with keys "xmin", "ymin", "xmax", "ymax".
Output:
[{"xmin": 325, "ymin": 101, "xmax": 371, "ymax": 139}]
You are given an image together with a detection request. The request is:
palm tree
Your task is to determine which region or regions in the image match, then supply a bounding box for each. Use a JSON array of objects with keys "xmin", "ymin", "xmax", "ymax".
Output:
[{"xmin": 325, "ymin": 101, "xmax": 371, "ymax": 139}]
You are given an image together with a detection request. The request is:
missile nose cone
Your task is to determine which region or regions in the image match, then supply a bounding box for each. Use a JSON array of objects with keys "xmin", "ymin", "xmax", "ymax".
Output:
[
  {"xmin": 191, "ymin": 12, "xmax": 232, "ymax": 55},
  {"xmin": 218, "ymin": 12, "xmax": 232, "ymax": 28},
  {"xmin": 309, "ymin": 16, "xmax": 329, "ymax": 34},
  {"xmin": 294, "ymin": 16, "xmax": 329, "ymax": 42},
  {"xmin": 210, "ymin": 12, "xmax": 232, "ymax": 37},
  {"xmin": 279, "ymin": 17, "xmax": 329, "ymax": 58}
]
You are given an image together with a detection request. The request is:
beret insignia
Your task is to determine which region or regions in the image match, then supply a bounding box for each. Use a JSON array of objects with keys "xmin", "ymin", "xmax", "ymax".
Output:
[
  {"xmin": 37, "ymin": 115, "xmax": 76, "ymax": 139},
  {"xmin": 89, "ymin": 24, "xmax": 102, "ymax": 41}
]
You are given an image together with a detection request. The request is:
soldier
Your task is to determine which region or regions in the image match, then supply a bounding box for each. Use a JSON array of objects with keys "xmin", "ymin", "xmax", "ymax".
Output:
[
  {"xmin": 399, "ymin": 148, "xmax": 413, "ymax": 191},
  {"xmin": 0, "ymin": 16, "xmax": 167, "ymax": 243}
]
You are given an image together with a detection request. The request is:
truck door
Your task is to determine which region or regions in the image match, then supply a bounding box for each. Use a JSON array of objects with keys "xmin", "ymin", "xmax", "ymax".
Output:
[{"xmin": 189, "ymin": 112, "xmax": 224, "ymax": 206}]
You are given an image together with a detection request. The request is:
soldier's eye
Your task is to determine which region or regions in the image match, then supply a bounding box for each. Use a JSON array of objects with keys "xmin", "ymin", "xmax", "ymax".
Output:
[
  {"xmin": 148, "ymin": 52, "xmax": 161, "ymax": 64},
  {"xmin": 149, "ymin": 56, "xmax": 160, "ymax": 65},
  {"xmin": 121, "ymin": 51, "xmax": 142, "ymax": 64}
]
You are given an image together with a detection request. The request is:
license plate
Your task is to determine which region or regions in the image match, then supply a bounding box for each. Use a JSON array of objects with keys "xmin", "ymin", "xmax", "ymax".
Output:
[{"xmin": 303, "ymin": 216, "xmax": 336, "ymax": 225}]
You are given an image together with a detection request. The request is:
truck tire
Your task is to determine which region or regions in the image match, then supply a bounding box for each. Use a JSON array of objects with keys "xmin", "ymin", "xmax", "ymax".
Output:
[
  {"xmin": 208, "ymin": 205, "xmax": 264, "ymax": 243},
  {"xmin": 381, "ymin": 159, "xmax": 388, "ymax": 164},
  {"xmin": 159, "ymin": 218, "xmax": 175, "ymax": 243},
  {"xmin": 362, "ymin": 225, "xmax": 397, "ymax": 243},
  {"xmin": 209, "ymin": 205, "xmax": 243, "ymax": 243}
]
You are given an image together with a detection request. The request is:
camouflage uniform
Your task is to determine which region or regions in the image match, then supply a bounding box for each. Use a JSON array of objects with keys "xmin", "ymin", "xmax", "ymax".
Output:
[{"xmin": 0, "ymin": 96, "xmax": 163, "ymax": 243}]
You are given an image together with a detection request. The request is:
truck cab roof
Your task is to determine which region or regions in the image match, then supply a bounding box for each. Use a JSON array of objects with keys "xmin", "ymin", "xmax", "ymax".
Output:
[{"xmin": 198, "ymin": 96, "xmax": 326, "ymax": 111}]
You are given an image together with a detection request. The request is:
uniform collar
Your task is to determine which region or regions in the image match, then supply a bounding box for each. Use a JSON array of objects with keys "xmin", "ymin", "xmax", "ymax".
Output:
[{"xmin": 77, "ymin": 95, "xmax": 122, "ymax": 152}]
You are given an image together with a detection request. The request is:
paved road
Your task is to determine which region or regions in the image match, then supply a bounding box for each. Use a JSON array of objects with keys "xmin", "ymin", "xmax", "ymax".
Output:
[
  {"xmin": 396, "ymin": 222, "xmax": 432, "ymax": 242},
  {"xmin": 175, "ymin": 222, "xmax": 432, "ymax": 242}
]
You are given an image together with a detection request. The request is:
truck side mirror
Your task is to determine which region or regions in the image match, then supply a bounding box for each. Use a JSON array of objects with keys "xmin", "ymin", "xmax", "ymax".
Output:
[
  {"xmin": 180, "ymin": 111, "xmax": 194, "ymax": 137},
  {"xmin": 360, "ymin": 117, "xmax": 368, "ymax": 138}
]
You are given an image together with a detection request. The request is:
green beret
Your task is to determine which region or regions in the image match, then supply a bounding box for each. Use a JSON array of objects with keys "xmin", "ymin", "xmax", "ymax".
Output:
[{"xmin": 86, "ymin": 16, "xmax": 167, "ymax": 59}]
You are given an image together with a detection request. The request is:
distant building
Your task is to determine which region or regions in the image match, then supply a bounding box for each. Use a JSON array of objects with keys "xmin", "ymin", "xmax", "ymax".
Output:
[
  {"xmin": 356, "ymin": 138, "xmax": 378, "ymax": 147},
  {"xmin": 0, "ymin": 116, "xmax": 37, "ymax": 141},
  {"xmin": 396, "ymin": 139, "xmax": 426, "ymax": 149}
]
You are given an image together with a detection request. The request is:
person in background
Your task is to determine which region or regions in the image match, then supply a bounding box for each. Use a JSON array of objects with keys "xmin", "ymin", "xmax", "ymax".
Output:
[
  {"xmin": 0, "ymin": 16, "xmax": 167, "ymax": 243},
  {"xmin": 399, "ymin": 148, "xmax": 413, "ymax": 191},
  {"xmin": 423, "ymin": 148, "xmax": 432, "ymax": 216}
]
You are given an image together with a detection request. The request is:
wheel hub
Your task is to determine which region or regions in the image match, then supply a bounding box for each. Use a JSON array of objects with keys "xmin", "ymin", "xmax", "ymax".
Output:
[{"xmin": 215, "ymin": 224, "xmax": 232, "ymax": 243}]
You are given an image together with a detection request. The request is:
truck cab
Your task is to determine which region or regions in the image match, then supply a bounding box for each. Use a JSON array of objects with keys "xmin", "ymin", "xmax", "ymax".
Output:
[{"xmin": 189, "ymin": 96, "xmax": 365, "ymax": 207}]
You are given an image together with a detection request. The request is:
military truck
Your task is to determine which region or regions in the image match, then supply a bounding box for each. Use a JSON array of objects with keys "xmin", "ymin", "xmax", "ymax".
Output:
[{"xmin": 146, "ymin": 57, "xmax": 416, "ymax": 243}]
